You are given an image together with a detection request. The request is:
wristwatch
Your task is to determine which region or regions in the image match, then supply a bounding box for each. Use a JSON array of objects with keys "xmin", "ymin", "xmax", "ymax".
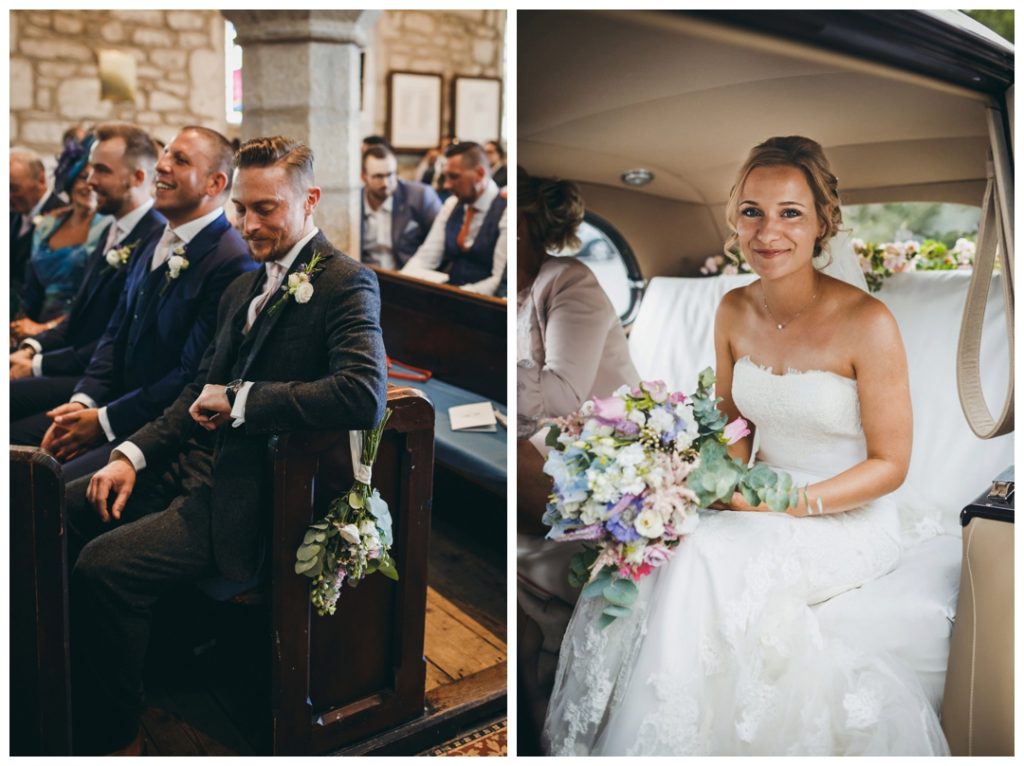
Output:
[{"xmin": 224, "ymin": 378, "xmax": 245, "ymax": 408}]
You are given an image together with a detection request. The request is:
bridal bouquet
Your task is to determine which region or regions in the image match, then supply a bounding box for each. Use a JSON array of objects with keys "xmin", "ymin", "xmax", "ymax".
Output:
[
  {"xmin": 295, "ymin": 409, "xmax": 399, "ymax": 616},
  {"xmin": 542, "ymin": 369, "xmax": 798, "ymax": 628}
]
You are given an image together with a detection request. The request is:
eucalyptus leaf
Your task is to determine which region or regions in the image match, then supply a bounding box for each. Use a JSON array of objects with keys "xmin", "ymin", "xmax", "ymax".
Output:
[
  {"xmin": 698, "ymin": 367, "xmax": 716, "ymax": 391},
  {"xmin": 603, "ymin": 578, "xmax": 638, "ymax": 607},
  {"xmin": 296, "ymin": 543, "xmax": 320, "ymax": 562},
  {"xmin": 582, "ymin": 570, "xmax": 612, "ymax": 600},
  {"xmin": 295, "ymin": 556, "xmax": 318, "ymax": 575},
  {"xmin": 597, "ymin": 613, "xmax": 617, "ymax": 631},
  {"xmin": 740, "ymin": 484, "xmax": 760, "ymax": 507},
  {"xmin": 348, "ymin": 490, "xmax": 364, "ymax": 509},
  {"xmin": 602, "ymin": 604, "xmax": 632, "ymax": 618}
]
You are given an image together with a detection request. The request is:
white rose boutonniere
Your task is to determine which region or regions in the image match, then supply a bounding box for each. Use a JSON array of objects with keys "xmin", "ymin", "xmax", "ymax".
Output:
[
  {"xmin": 160, "ymin": 245, "xmax": 190, "ymax": 295},
  {"xmin": 267, "ymin": 251, "xmax": 325, "ymax": 317},
  {"xmin": 32, "ymin": 214, "xmax": 45, "ymax": 228},
  {"xmin": 104, "ymin": 240, "xmax": 139, "ymax": 270}
]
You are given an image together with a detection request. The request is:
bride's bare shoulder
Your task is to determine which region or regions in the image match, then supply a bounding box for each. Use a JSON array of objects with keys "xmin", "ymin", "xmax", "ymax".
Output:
[
  {"xmin": 718, "ymin": 281, "xmax": 759, "ymax": 316},
  {"xmin": 827, "ymin": 277, "xmax": 903, "ymax": 350}
]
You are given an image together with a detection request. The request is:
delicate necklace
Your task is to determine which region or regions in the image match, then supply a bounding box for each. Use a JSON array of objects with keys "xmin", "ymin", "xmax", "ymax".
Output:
[{"xmin": 761, "ymin": 276, "xmax": 819, "ymax": 331}]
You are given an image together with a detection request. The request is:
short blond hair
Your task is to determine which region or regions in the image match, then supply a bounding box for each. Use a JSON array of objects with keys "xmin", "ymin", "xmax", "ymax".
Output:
[{"xmin": 724, "ymin": 136, "xmax": 842, "ymax": 261}]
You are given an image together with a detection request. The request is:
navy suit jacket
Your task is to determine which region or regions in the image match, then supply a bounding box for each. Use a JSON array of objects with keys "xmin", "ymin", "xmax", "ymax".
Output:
[
  {"xmin": 360, "ymin": 179, "xmax": 441, "ymax": 268},
  {"xmin": 74, "ymin": 211, "xmax": 256, "ymax": 439},
  {"xmin": 30, "ymin": 205, "xmax": 167, "ymax": 377}
]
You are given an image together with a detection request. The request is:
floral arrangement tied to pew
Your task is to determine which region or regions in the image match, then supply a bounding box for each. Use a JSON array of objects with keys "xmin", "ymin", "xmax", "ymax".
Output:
[{"xmin": 295, "ymin": 408, "xmax": 398, "ymax": 616}]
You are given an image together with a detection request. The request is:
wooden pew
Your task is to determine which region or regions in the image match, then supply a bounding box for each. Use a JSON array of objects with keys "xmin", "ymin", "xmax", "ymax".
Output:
[
  {"xmin": 372, "ymin": 268, "xmax": 506, "ymax": 403},
  {"xmin": 268, "ymin": 386, "xmax": 434, "ymax": 754},
  {"xmin": 10, "ymin": 447, "xmax": 72, "ymax": 756}
]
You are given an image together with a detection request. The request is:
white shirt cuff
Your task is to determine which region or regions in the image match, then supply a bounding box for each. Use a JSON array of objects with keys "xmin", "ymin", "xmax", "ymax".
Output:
[
  {"xmin": 97, "ymin": 406, "xmax": 116, "ymax": 442},
  {"xmin": 31, "ymin": 352, "xmax": 44, "ymax": 377},
  {"xmin": 70, "ymin": 392, "xmax": 98, "ymax": 409},
  {"xmin": 113, "ymin": 441, "xmax": 146, "ymax": 472},
  {"xmin": 231, "ymin": 381, "xmax": 255, "ymax": 428},
  {"xmin": 21, "ymin": 338, "xmax": 42, "ymax": 353}
]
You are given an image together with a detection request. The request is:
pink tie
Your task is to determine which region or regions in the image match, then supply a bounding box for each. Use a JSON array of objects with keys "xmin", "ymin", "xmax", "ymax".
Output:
[
  {"xmin": 103, "ymin": 221, "xmax": 121, "ymax": 253},
  {"xmin": 151, "ymin": 228, "xmax": 180, "ymax": 271},
  {"xmin": 245, "ymin": 262, "xmax": 286, "ymax": 333}
]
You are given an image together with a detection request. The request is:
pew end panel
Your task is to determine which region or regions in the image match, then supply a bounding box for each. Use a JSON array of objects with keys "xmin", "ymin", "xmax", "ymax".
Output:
[
  {"xmin": 10, "ymin": 446, "xmax": 72, "ymax": 756},
  {"xmin": 372, "ymin": 267, "xmax": 507, "ymax": 404},
  {"xmin": 267, "ymin": 386, "xmax": 434, "ymax": 755}
]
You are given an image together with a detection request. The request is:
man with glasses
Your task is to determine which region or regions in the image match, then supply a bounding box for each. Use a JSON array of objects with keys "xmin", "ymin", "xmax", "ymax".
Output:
[{"xmin": 360, "ymin": 144, "xmax": 441, "ymax": 270}]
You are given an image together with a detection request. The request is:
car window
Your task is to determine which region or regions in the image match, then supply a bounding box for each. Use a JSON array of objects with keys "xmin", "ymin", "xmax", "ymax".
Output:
[
  {"xmin": 843, "ymin": 202, "xmax": 980, "ymax": 245},
  {"xmin": 551, "ymin": 212, "xmax": 644, "ymax": 326}
]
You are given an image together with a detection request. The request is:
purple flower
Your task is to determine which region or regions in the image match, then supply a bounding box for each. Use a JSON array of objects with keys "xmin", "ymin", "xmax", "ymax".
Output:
[
  {"xmin": 668, "ymin": 391, "xmax": 688, "ymax": 405},
  {"xmin": 555, "ymin": 523, "xmax": 606, "ymax": 542},
  {"xmin": 723, "ymin": 417, "xmax": 751, "ymax": 445},
  {"xmin": 606, "ymin": 510, "xmax": 641, "ymax": 543}
]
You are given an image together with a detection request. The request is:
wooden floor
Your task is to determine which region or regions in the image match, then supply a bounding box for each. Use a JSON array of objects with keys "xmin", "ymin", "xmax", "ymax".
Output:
[{"xmin": 137, "ymin": 514, "xmax": 507, "ymax": 756}]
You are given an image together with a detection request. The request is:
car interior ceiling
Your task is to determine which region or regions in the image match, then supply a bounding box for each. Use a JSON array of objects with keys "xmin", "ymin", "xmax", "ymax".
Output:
[{"xmin": 520, "ymin": 10, "xmax": 994, "ymax": 276}]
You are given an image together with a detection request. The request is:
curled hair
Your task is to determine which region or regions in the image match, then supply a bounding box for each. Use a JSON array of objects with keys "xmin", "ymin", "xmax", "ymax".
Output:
[
  {"xmin": 93, "ymin": 121, "xmax": 159, "ymax": 178},
  {"xmin": 181, "ymin": 125, "xmax": 236, "ymax": 193},
  {"xmin": 724, "ymin": 135, "xmax": 842, "ymax": 262},
  {"xmin": 235, "ymin": 135, "xmax": 315, "ymax": 190},
  {"xmin": 518, "ymin": 167, "xmax": 585, "ymax": 253},
  {"xmin": 485, "ymin": 140, "xmax": 506, "ymax": 161}
]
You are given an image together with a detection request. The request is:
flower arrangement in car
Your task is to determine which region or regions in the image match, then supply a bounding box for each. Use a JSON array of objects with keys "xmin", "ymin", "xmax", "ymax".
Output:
[{"xmin": 852, "ymin": 237, "xmax": 980, "ymax": 291}]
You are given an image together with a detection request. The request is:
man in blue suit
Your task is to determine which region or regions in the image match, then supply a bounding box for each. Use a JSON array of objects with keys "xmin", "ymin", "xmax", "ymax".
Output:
[
  {"xmin": 16, "ymin": 126, "xmax": 256, "ymax": 481},
  {"xmin": 11, "ymin": 122, "xmax": 166, "ymax": 421},
  {"xmin": 360, "ymin": 144, "xmax": 441, "ymax": 270}
]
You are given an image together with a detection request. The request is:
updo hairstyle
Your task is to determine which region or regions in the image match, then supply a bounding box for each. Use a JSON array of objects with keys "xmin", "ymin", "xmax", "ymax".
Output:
[
  {"xmin": 724, "ymin": 135, "xmax": 842, "ymax": 262},
  {"xmin": 518, "ymin": 167, "xmax": 586, "ymax": 253}
]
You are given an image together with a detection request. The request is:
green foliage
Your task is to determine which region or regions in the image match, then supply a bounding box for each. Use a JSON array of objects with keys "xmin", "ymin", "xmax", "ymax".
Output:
[
  {"xmin": 844, "ymin": 203, "xmax": 979, "ymax": 247},
  {"xmin": 964, "ymin": 10, "xmax": 1013, "ymax": 42}
]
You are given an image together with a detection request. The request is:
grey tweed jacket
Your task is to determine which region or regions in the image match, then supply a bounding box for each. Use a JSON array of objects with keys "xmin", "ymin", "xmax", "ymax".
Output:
[{"xmin": 129, "ymin": 231, "xmax": 388, "ymax": 580}]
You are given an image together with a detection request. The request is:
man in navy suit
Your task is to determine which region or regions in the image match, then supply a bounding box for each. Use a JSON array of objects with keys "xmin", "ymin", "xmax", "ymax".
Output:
[
  {"xmin": 400, "ymin": 141, "xmax": 507, "ymax": 296},
  {"xmin": 359, "ymin": 144, "xmax": 441, "ymax": 270},
  {"xmin": 10, "ymin": 148, "xmax": 66, "ymax": 316},
  {"xmin": 11, "ymin": 122, "xmax": 166, "ymax": 422},
  {"xmin": 19, "ymin": 126, "xmax": 256, "ymax": 481}
]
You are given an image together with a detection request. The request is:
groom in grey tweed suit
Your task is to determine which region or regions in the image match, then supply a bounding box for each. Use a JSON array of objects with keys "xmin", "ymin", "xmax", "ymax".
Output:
[{"xmin": 66, "ymin": 136, "xmax": 387, "ymax": 754}]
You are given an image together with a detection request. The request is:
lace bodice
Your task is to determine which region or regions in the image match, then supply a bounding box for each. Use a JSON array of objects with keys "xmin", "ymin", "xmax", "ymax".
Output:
[{"xmin": 731, "ymin": 356, "xmax": 866, "ymax": 482}]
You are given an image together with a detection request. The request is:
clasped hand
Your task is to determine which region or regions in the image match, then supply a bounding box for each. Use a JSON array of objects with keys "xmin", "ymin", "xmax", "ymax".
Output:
[
  {"xmin": 189, "ymin": 384, "xmax": 233, "ymax": 431},
  {"xmin": 10, "ymin": 348, "xmax": 34, "ymax": 379},
  {"xmin": 41, "ymin": 401, "xmax": 104, "ymax": 462}
]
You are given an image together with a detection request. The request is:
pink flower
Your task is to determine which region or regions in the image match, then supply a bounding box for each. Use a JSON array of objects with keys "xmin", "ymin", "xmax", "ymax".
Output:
[
  {"xmin": 592, "ymin": 395, "xmax": 626, "ymax": 424},
  {"xmin": 668, "ymin": 391, "xmax": 687, "ymax": 405},
  {"xmin": 723, "ymin": 417, "xmax": 750, "ymax": 445},
  {"xmin": 642, "ymin": 380, "xmax": 669, "ymax": 403},
  {"xmin": 642, "ymin": 544, "xmax": 673, "ymax": 568}
]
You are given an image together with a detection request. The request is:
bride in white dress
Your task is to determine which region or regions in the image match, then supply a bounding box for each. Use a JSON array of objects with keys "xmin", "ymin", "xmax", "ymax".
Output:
[{"xmin": 543, "ymin": 136, "xmax": 950, "ymax": 756}]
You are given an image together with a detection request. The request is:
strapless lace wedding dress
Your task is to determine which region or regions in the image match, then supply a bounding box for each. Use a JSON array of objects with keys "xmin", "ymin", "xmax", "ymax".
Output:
[{"xmin": 543, "ymin": 356, "xmax": 950, "ymax": 756}]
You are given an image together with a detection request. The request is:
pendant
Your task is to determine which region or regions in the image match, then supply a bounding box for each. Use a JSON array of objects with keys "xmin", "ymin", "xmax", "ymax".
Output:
[{"xmin": 777, "ymin": 323, "xmax": 784, "ymax": 330}]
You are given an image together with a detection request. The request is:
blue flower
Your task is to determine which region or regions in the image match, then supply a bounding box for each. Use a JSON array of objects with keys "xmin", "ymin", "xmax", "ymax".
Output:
[{"xmin": 606, "ymin": 509, "xmax": 641, "ymax": 543}]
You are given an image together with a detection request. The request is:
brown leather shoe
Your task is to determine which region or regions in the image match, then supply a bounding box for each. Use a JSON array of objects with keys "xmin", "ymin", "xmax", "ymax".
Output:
[{"xmin": 107, "ymin": 727, "xmax": 145, "ymax": 756}]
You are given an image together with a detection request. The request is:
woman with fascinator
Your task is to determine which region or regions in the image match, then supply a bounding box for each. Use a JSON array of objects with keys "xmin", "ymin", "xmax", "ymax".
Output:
[
  {"xmin": 11, "ymin": 133, "xmax": 111, "ymax": 342},
  {"xmin": 543, "ymin": 137, "xmax": 949, "ymax": 756}
]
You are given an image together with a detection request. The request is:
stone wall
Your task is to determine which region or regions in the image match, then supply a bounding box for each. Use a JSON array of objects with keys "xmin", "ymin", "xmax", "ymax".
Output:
[
  {"xmin": 370, "ymin": 10, "xmax": 505, "ymax": 146},
  {"xmin": 10, "ymin": 10, "xmax": 226, "ymax": 156}
]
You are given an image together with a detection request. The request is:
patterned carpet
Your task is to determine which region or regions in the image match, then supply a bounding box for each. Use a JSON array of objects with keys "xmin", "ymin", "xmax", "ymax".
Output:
[{"xmin": 426, "ymin": 720, "xmax": 507, "ymax": 756}]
